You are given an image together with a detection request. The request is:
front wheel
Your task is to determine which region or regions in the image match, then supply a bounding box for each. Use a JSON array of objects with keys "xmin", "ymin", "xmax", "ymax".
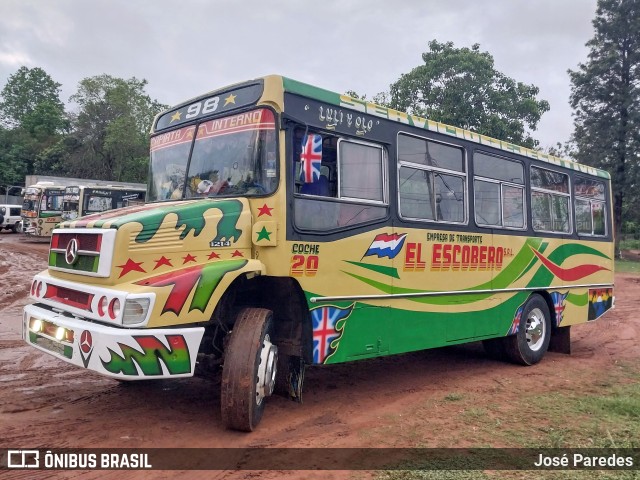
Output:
[
  {"xmin": 504, "ymin": 294, "xmax": 551, "ymax": 366},
  {"xmin": 221, "ymin": 308, "xmax": 278, "ymax": 431},
  {"xmin": 12, "ymin": 222, "xmax": 22, "ymax": 233}
]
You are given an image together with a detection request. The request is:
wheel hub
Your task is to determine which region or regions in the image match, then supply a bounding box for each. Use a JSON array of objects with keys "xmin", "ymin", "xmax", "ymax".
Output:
[
  {"xmin": 256, "ymin": 334, "xmax": 277, "ymax": 405},
  {"xmin": 525, "ymin": 308, "xmax": 545, "ymax": 351}
]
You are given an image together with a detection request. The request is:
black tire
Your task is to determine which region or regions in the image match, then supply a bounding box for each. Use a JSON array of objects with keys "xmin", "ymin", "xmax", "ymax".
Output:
[
  {"xmin": 221, "ymin": 307, "xmax": 277, "ymax": 431},
  {"xmin": 504, "ymin": 294, "xmax": 551, "ymax": 366},
  {"xmin": 12, "ymin": 222, "xmax": 22, "ymax": 233}
]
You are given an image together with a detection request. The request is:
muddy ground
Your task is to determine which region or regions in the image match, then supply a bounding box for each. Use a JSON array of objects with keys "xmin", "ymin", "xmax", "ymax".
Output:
[{"xmin": 0, "ymin": 231, "xmax": 638, "ymax": 479}]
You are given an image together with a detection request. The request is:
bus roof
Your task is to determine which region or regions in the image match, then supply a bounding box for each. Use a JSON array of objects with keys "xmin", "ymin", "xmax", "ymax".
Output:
[
  {"xmin": 277, "ymin": 76, "xmax": 610, "ymax": 180},
  {"xmin": 152, "ymin": 75, "xmax": 610, "ymax": 180},
  {"xmin": 64, "ymin": 184, "xmax": 146, "ymax": 191}
]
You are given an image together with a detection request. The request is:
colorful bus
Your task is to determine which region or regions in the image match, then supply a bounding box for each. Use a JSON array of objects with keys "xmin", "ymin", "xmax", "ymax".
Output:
[
  {"xmin": 62, "ymin": 185, "xmax": 147, "ymax": 222},
  {"xmin": 23, "ymin": 75, "xmax": 614, "ymax": 431},
  {"xmin": 21, "ymin": 183, "xmax": 66, "ymax": 238}
]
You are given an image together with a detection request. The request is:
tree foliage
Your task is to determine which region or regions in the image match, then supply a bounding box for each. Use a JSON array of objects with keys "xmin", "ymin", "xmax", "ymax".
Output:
[
  {"xmin": 386, "ymin": 40, "xmax": 550, "ymax": 148},
  {"xmin": 569, "ymin": 0, "xmax": 640, "ymax": 253},
  {"xmin": 66, "ymin": 75, "xmax": 166, "ymax": 182},
  {"xmin": 0, "ymin": 66, "xmax": 66, "ymax": 130},
  {"xmin": 0, "ymin": 69, "xmax": 166, "ymax": 186},
  {"xmin": 0, "ymin": 67, "xmax": 68, "ymax": 186}
]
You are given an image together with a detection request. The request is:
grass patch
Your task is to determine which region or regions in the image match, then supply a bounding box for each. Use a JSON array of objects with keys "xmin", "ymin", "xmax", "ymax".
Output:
[
  {"xmin": 619, "ymin": 238, "xmax": 640, "ymax": 250},
  {"xmin": 615, "ymin": 258, "xmax": 640, "ymax": 274},
  {"xmin": 443, "ymin": 393, "xmax": 464, "ymax": 402},
  {"xmin": 528, "ymin": 378, "xmax": 640, "ymax": 448},
  {"xmin": 377, "ymin": 471, "xmax": 488, "ymax": 480},
  {"xmin": 373, "ymin": 367, "xmax": 639, "ymax": 479},
  {"xmin": 377, "ymin": 471, "xmax": 637, "ymax": 480}
]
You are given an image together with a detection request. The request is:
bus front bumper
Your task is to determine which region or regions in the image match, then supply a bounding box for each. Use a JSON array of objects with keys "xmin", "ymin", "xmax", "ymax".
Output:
[{"xmin": 23, "ymin": 304, "xmax": 205, "ymax": 380}]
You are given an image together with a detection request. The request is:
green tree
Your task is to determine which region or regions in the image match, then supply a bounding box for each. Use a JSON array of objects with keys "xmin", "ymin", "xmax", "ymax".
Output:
[
  {"xmin": 68, "ymin": 75, "xmax": 166, "ymax": 182},
  {"xmin": 0, "ymin": 66, "xmax": 67, "ymax": 186},
  {"xmin": 385, "ymin": 40, "xmax": 550, "ymax": 148},
  {"xmin": 569, "ymin": 0, "xmax": 640, "ymax": 255},
  {"xmin": 33, "ymin": 136, "xmax": 80, "ymax": 176},
  {"xmin": 0, "ymin": 66, "xmax": 66, "ymax": 129},
  {"xmin": 0, "ymin": 127, "xmax": 32, "ymax": 185}
]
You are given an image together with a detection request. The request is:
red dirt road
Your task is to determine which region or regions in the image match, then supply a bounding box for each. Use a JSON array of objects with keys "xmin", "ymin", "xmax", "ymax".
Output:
[{"xmin": 0, "ymin": 231, "xmax": 638, "ymax": 479}]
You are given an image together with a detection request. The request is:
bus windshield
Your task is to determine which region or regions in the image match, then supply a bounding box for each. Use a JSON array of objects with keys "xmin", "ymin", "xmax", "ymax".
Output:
[
  {"xmin": 84, "ymin": 192, "xmax": 114, "ymax": 213},
  {"xmin": 22, "ymin": 198, "xmax": 36, "ymax": 214},
  {"xmin": 43, "ymin": 190, "xmax": 64, "ymax": 212},
  {"xmin": 62, "ymin": 187, "xmax": 81, "ymax": 220},
  {"xmin": 148, "ymin": 108, "xmax": 277, "ymax": 202}
]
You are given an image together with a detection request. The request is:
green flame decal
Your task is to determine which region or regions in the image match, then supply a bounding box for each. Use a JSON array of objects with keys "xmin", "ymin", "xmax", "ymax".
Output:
[
  {"xmin": 101, "ymin": 200, "xmax": 244, "ymax": 244},
  {"xmin": 102, "ymin": 335, "xmax": 191, "ymax": 376}
]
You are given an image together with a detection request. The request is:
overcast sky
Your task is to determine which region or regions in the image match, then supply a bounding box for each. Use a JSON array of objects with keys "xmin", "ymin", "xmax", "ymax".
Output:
[{"xmin": 0, "ymin": 0, "xmax": 598, "ymax": 149}]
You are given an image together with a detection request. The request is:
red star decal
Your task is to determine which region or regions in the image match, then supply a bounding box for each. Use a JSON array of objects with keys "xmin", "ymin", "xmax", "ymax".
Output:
[
  {"xmin": 208, "ymin": 251, "xmax": 220, "ymax": 260},
  {"xmin": 257, "ymin": 203, "xmax": 273, "ymax": 217},
  {"xmin": 154, "ymin": 256, "xmax": 173, "ymax": 270},
  {"xmin": 183, "ymin": 254, "xmax": 197, "ymax": 264},
  {"xmin": 231, "ymin": 250, "xmax": 244, "ymax": 257},
  {"xmin": 117, "ymin": 258, "xmax": 146, "ymax": 278}
]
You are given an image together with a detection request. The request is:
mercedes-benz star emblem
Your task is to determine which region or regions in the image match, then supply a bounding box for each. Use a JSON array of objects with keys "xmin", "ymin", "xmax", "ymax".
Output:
[
  {"xmin": 65, "ymin": 238, "xmax": 79, "ymax": 265},
  {"xmin": 79, "ymin": 330, "xmax": 93, "ymax": 367},
  {"xmin": 80, "ymin": 330, "xmax": 93, "ymax": 354}
]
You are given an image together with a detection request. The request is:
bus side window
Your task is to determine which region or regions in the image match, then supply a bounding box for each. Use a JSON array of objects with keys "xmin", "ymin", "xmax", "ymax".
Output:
[
  {"xmin": 293, "ymin": 130, "xmax": 388, "ymax": 230},
  {"xmin": 295, "ymin": 132, "xmax": 337, "ymax": 198},
  {"xmin": 298, "ymin": 165, "xmax": 331, "ymax": 196},
  {"xmin": 531, "ymin": 166, "xmax": 570, "ymax": 234},
  {"xmin": 434, "ymin": 173, "xmax": 464, "ymax": 222},
  {"xmin": 398, "ymin": 133, "xmax": 466, "ymax": 224},
  {"xmin": 574, "ymin": 176, "xmax": 607, "ymax": 236},
  {"xmin": 473, "ymin": 152, "xmax": 525, "ymax": 229}
]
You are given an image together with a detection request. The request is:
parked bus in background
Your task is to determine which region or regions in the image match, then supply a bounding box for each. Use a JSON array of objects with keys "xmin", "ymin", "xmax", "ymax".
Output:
[
  {"xmin": 23, "ymin": 75, "xmax": 614, "ymax": 431},
  {"xmin": 62, "ymin": 185, "xmax": 146, "ymax": 221},
  {"xmin": 21, "ymin": 183, "xmax": 65, "ymax": 238}
]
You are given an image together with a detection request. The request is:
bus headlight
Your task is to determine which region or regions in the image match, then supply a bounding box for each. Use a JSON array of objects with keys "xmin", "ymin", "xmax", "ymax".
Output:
[
  {"xmin": 55, "ymin": 327, "xmax": 66, "ymax": 341},
  {"xmin": 122, "ymin": 298, "xmax": 151, "ymax": 326},
  {"xmin": 32, "ymin": 318, "xmax": 43, "ymax": 333}
]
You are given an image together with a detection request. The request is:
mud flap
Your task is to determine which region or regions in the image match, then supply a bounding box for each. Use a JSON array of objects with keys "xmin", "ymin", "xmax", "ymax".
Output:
[
  {"xmin": 275, "ymin": 355, "xmax": 305, "ymax": 403},
  {"xmin": 549, "ymin": 326, "xmax": 571, "ymax": 354}
]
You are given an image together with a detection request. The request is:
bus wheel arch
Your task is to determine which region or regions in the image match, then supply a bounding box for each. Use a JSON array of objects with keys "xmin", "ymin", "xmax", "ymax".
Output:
[
  {"xmin": 221, "ymin": 307, "xmax": 277, "ymax": 431},
  {"xmin": 243, "ymin": 276, "xmax": 311, "ymax": 402},
  {"xmin": 503, "ymin": 292, "xmax": 552, "ymax": 366},
  {"xmin": 209, "ymin": 274, "xmax": 311, "ymax": 406}
]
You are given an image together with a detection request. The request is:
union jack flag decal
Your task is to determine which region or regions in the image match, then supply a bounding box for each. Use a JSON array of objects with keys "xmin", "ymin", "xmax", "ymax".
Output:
[
  {"xmin": 300, "ymin": 133, "xmax": 322, "ymax": 183},
  {"xmin": 507, "ymin": 304, "xmax": 524, "ymax": 335},
  {"xmin": 550, "ymin": 291, "xmax": 568, "ymax": 326},
  {"xmin": 311, "ymin": 304, "xmax": 353, "ymax": 364}
]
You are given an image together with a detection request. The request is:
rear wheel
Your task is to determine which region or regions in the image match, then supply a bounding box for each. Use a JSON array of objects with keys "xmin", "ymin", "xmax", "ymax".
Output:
[
  {"xmin": 221, "ymin": 308, "xmax": 278, "ymax": 431},
  {"xmin": 504, "ymin": 294, "xmax": 551, "ymax": 365}
]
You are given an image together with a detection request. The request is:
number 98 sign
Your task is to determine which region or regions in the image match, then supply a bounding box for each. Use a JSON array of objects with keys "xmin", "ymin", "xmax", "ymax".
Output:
[{"xmin": 185, "ymin": 97, "xmax": 220, "ymax": 119}]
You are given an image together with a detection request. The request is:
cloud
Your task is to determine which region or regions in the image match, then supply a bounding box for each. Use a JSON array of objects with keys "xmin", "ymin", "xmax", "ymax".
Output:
[{"xmin": 0, "ymin": 0, "xmax": 598, "ymax": 148}]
